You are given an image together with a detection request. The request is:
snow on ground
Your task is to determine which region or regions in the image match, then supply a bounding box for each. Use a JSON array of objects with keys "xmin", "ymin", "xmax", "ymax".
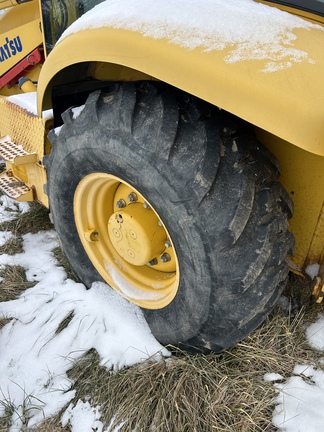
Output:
[
  {"xmin": 272, "ymin": 364, "xmax": 324, "ymax": 432},
  {"xmin": 306, "ymin": 315, "xmax": 324, "ymax": 351},
  {"xmin": 0, "ymin": 198, "xmax": 169, "ymax": 431},
  {"xmin": 0, "ymin": 196, "xmax": 29, "ymax": 223},
  {"xmin": 270, "ymin": 315, "xmax": 324, "ymax": 432},
  {"xmin": 59, "ymin": 0, "xmax": 323, "ymax": 72}
]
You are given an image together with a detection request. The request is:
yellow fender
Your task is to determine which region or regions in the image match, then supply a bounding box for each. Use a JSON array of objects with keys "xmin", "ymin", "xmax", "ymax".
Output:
[{"xmin": 38, "ymin": 17, "xmax": 324, "ymax": 156}]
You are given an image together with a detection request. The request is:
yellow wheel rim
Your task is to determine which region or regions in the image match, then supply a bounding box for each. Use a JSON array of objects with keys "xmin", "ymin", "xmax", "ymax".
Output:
[{"xmin": 73, "ymin": 173, "xmax": 180, "ymax": 309}]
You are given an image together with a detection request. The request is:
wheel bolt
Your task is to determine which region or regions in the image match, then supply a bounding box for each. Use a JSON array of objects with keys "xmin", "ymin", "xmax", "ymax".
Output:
[
  {"xmin": 127, "ymin": 192, "xmax": 138, "ymax": 202},
  {"xmin": 161, "ymin": 253, "xmax": 171, "ymax": 263},
  {"xmin": 86, "ymin": 229, "xmax": 99, "ymax": 242},
  {"xmin": 164, "ymin": 239, "xmax": 172, "ymax": 248},
  {"xmin": 116, "ymin": 199, "xmax": 126, "ymax": 208},
  {"xmin": 158, "ymin": 220, "xmax": 163, "ymax": 227},
  {"xmin": 147, "ymin": 258, "xmax": 158, "ymax": 266},
  {"xmin": 143, "ymin": 202, "xmax": 150, "ymax": 209}
]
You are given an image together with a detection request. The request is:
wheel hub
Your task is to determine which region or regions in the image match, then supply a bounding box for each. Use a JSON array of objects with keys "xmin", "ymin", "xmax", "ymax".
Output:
[
  {"xmin": 108, "ymin": 203, "xmax": 166, "ymax": 266},
  {"xmin": 73, "ymin": 172, "xmax": 179, "ymax": 309}
]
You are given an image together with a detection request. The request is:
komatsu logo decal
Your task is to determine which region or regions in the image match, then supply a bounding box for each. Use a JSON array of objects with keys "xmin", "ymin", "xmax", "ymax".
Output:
[{"xmin": 0, "ymin": 36, "xmax": 23, "ymax": 63}]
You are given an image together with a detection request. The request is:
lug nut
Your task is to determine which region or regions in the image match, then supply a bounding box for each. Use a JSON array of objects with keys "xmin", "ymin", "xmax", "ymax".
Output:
[
  {"xmin": 143, "ymin": 202, "xmax": 150, "ymax": 209},
  {"xmin": 164, "ymin": 239, "xmax": 172, "ymax": 248},
  {"xmin": 161, "ymin": 253, "xmax": 171, "ymax": 263},
  {"xmin": 127, "ymin": 192, "xmax": 138, "ymax": 202},
  {"xmin": 85, "ymin": 229, "xmax": 99, "ymax": 242},
  {"xmin": 158, "ymin": 220, "xmax": 163, "ymax": 227},
  {"xmin": 147, "ymin": 258, "xmax": 158, "ymax": 266},
  {"xmin": 116, "ymin": 199, "xmax": 126, "ymax": 208}
]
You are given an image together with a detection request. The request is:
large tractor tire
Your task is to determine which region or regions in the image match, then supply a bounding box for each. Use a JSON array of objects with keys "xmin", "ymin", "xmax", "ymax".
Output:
[{"xmin": 44, "ymin": 82, "xmax": 294, "ymax": 352}]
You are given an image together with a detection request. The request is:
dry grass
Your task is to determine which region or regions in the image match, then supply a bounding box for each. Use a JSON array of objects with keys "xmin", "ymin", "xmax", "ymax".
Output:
[
  {"xmin": 0, "ymin": 201, "xmax": 52, "ymax": 236},
  {"xmin": 33, "ymin": 276, "xmax": 324, "ymax": 432},
  {"xmin": 0, "ymin": 237, "xmax": 23, "ymax": 256},
  {"xmin": 0, "ymin": 265, "xmax": 34, "ymax": 302},
  {"xmin": 52, "ymin": 247, "xmax": 80, "ymax": 283},
  {"xmin": 1, "ymin": 200, "xmax": 324, "ymax": 431}
]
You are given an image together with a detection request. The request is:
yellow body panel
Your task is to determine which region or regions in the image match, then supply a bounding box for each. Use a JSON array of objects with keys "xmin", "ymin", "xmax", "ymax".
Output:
[
  {"xmin": 256, "ymin": 129, "xmax": 324, "ymax": 269},
  {"xmin": 38, "ymin": 24, "xmax": 324, "ymax": 157},
  {"xmin": 0, "ymin": 18, "xmax": 42, "ymax": 74},
  {"xmin": 0, "ymin": 1, "xmax": 39, "ymax": 31},
  {"xmin": 0, "ymin": 2, "xmax": 41, "ymax": 79},
  {"xmin": 0, "ymin": 0, "xmax": 20, "ymax": 9}
]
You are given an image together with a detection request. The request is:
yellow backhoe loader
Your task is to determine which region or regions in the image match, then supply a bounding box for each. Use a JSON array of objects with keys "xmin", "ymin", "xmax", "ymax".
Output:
[{"xmin": 0, "ymin": 0, "xmax": 323, "ymax": 352}]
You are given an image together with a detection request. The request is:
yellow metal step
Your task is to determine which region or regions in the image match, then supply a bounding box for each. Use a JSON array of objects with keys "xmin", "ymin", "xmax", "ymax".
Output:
[
  {"xmin": 0, "ymin": 137, "xmax": 35, "ymax": 201},
  {"xmin": 0, "ymin": 137, "xmax": 37, "ymax": 165},
  {"xmin": 0, "ymin": 135, "xmax": 48, "ymax": 206},
  {"xmin": 0, "ymin": 171, "xmax": 33, "ymax": 201}
]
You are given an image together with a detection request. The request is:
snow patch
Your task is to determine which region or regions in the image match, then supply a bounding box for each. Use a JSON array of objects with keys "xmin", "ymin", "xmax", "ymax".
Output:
[
  {"xmin": 0, "ymin": 273, "xmax": 169, "ymax": 428},
  {"xmin": 6, "ymin": 92, "xmax": 53, "ymax": 119},
  {"xmin": 0, "ymin": 224, "xmax": 169, "ymax": 429},
  {"xmin": 61, "ymin": 401, "xmax": 126, "ymax": 431},
  {"xmin": 305, "ymin": 315, "xmax": 324, "ymax": 351},
  {"xmin": 59, "ymin": 0, "xmax": 323, "ymax": 72},
  {"xmin": 0, "ymin": 230, "xmax": 12, "ymax": 247},
  {"xmin": 0, "ymin": 195, "xmax": 29, "ymax": 223},
  {"xmin": 7, "ymin": 93, "xmax": 37, "ymax": 116},
  {"xmin": 271, "ymin": 314, "xmax": 324, "ymax": 431},
  {"xmin": 264, "ymin": 373, "xmax": 284, "ymax": 382},
  {"xmin": 54, "ymin": 125, "xmax": 64, "ymax": 136},
  {"xmin": 107, "ymin": 262, "xmax": 165, "ymax": 301},
  {"xmin": 273, "ymin": 364, "xmax": 324, "ymax": 432},
  {"xmin": 72, "ymin": 104, "xmax": 86, "ymax": 119},
  {"xmin": 61, "ymin": 400, "xmax": 104, "ymax": 431},
  {"xmin": 306, "ymin": 263, "xmax": 320, "ymax": 279}
]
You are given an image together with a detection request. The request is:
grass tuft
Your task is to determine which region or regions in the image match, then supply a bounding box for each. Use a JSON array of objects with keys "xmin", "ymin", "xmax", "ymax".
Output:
[
  {"xmin": 0, "ymin": 265, "xmax": 35, "ymax": 302},
  {"xmin": 0, "ymin": 201, "xmax": 52, "ymax": 237},
  {"xmin": 0, "ymin": 398, "xmax": 15, "ymax": 432},
  {"xmin": 0, "ymin": 388, "xmax": 46, "ymax": 432},
  {"xmin": 0, "ymin": 236, "xmax": 23, "ymax": 256},
  {"xmin": 52, "ymin": 247, "xmax": 80, "ymax": 283},
  {"xmin": 0, "ymin": 265, "xmax": 35, "ymax": 330},
  {"xmin": 55, "ymin": 312, "xmax": 75, "ymax": 335}
]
